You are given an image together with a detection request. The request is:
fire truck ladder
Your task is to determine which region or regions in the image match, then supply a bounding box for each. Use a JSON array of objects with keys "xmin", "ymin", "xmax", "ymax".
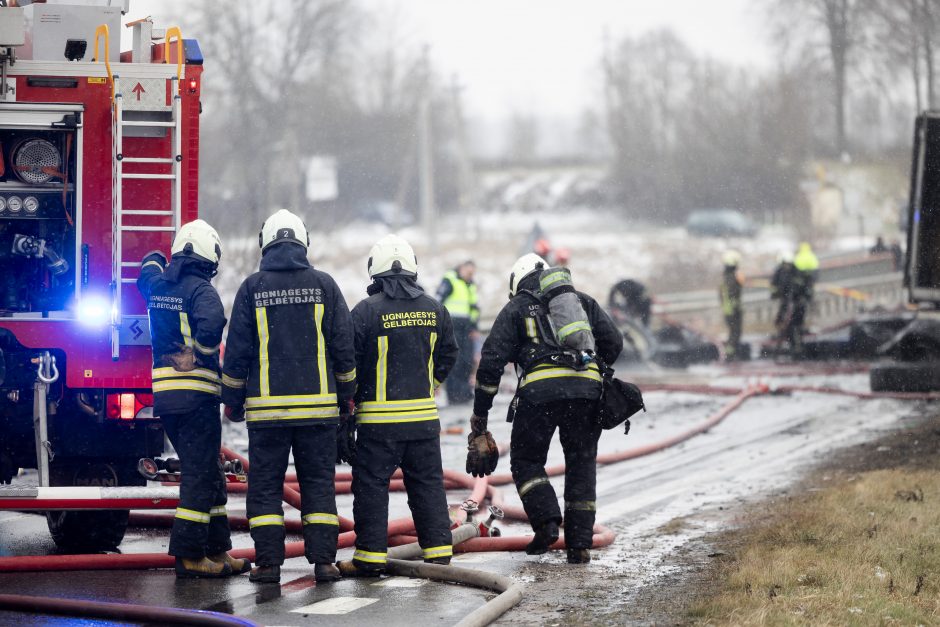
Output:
[{"xmin": 101, "ymin": 26, "xmax": 185, "ymax": 360}]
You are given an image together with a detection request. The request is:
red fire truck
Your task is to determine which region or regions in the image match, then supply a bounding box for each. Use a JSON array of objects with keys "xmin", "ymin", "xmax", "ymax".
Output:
[{"xmin": 0, "ymin": 2, "xmax": 200, "ymax": 550}]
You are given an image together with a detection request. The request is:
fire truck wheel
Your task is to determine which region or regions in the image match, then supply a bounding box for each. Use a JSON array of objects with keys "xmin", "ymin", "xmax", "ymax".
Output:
[
  {"xmin": 870, "ymin": 361, "xmax": 940, "ymax": 393},
  {"xmin": 45, "ymin": 460, "xmax": 143, "ymax": 552}
]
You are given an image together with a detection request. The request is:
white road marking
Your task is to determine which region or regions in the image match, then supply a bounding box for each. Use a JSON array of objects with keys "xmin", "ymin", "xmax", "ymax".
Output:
[
  {"xmin": 291, "ymin": 596, "xmax": 378, "ymax": 615},
  {"xmin": 371, "ymin": 576, "xmax": 427, "ymax": 588}
]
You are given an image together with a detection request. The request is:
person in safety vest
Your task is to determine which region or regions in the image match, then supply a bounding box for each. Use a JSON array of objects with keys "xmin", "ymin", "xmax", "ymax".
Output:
[
  {"xmin": 787, "ymin": 242, "xmax": 819, "ymax": 356},
  {"xmin": 137, "ymin": 219, "xmax": 250, "ymax": 579},
  {"xmin": 436, "ymin": 260, "xmax": 479, "ymax": 404},
  {"xmin": 719, "ymin": 250, "xmax": 744, "ymax": 361},
  {"xmin": 221, "ymin": 209, "xmax": 356, "ymax": 584},
  {"xmin": 467, "ymin": 254, "xmax": 623, "ymax": 564},
  {"xmin": 335, "ymin": 234, "xmax": 459, "ymax": 576}
]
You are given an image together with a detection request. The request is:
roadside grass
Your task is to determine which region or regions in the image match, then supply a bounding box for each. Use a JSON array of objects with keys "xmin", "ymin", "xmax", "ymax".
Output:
[{"xmin": 690, "ymin": 469, "xmax": 940, "ymax": 625}]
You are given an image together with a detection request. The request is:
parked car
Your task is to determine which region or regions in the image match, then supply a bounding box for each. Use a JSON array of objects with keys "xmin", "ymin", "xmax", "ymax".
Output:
[{"xmin": 686, "ymin": 209, "xmax": 759, "ymax": 237}]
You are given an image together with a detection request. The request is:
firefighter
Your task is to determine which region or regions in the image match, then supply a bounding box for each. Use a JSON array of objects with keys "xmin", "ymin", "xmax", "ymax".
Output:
[
  {"xmin": 770, "ymin": 252, "xmax": 795, "ymax": 339},
  {"xmin": 221, "ymin": 209, "xmax": 356, "ymax": 584},
  {"xmin": 436, "ymin": 260, "xmax": 479, "ymax": 404},
  {"xmin": 787, "ymin": 242, "xmax": 820, "ymax": 356},
  {"xmin": 719, "ymin": 250, "xmax": 744, "ymax": 361},
  {"xmin": 468, "ymin": 254, "xmax": 623, "ymax": 564},
  {"xmin": 137, "ymin": 219, "xmax": 249, "ymax": 579},
  {"xmin": 336, "ymin": 234, "xmax": 459, "ymax": 576}
]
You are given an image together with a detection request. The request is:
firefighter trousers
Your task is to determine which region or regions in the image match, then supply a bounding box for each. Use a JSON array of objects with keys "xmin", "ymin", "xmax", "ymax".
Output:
[
  {"xmin": 510, "ymin": 397, "xmax": 601, "ymax": 550},
  {"xmin": 725, "ymin": 310, "xmax": 742, "ymax": 359},
  {"xmin": 161, "ymin": 404, "xmax": 231, "ymax": 559},
  {"xmin": 247, "ymin": 425, "xmax": 338, "ymax": 566},
  {"xmin": 351, "ymin": 435, "xmax": 452, "ymax": 570},
  {"xmin": 447, "ymin": 317, "xmax": 475, "ymax": 404}
]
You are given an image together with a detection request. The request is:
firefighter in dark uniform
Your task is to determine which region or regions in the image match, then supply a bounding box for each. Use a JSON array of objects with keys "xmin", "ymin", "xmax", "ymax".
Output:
[
  {"xmin": 719, "ymin": 250, "xmax": 744, "ymax": 361},
  {"xmin": 221, "ymin": 209, "xmax": 356, "ymax": 584},
  {"xmin": 469, "ymin": 253, "xmax": 623, "ymax": 564},
  {"xmin": 436, "ymin": 260, "xmax": 479, "ymax": 404},
  {"xmin": 137, "ymin": 219, "xmax": 250, "ymax": 579},
  {"xmin": 788, "ymin": 242, "xmax": 820, "ymax": 356},
  {"xmin": 336, "ymin": 235, "xmax": 459, "ymax": 576},
  {"xmin": 770, "ymin": 252, "xmax": 795, "ymax": 340}
]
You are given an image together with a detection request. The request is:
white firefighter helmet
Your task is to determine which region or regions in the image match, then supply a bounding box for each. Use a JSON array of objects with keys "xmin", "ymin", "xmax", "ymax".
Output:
[
  {"xmin": 171, "ymin": 219, "xmax": 222, "ymax": 265},
  {"xmin": 777, "ymin": 251, "xmax": 794, "ymax": 264},
  {"xmin": 259, "ymin": 209, "xmax": 310, "ymax": 252},
  {"xmin": 509, "ymin": 253, "xmax": 548, "ymax": 297},
  {"xmin": 721, "ymin": 249, "xmax": 741, "ymax": 267},
  {"xmin": 368, "ymin": 234, "xmax": 418, "ymax": 277}
]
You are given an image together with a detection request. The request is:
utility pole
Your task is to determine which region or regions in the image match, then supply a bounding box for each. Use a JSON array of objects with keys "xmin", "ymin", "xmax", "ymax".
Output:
[
  {"xmin": 418, "ymin": 46, "xmax": 437, "ymax": 255},
  {"xmin": 450, "ymin": 74, "xmax": 479, "ymax": 241}
]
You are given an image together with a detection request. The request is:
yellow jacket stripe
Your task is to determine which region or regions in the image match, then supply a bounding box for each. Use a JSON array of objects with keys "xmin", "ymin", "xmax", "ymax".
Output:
[
  {"xmin": 336, "ymin": 368, "xmax": 356, "ymax": 383},
  {"xmin": 210, "ymin": 506, "xmax": 228, "ymax": 516},
  {"xmin": 249, "ymin": 514, "xmax": 284, "ymax": 528},
  {"xmin": 376, "ymin": 336, "xmax": 388, "ymax": 402},
  {"xmin": 314, "ymin": 303, "xmax": 328, "ymax": 394},
  {"xmin": 222, "ymin": 374, "xmax": 246, "ymax": 389},
  {"xmin": 153, "ymin": 380, "xmax": 221, "ymax": 395},
  {"xmin": 520, "ymin": 365, "xmax": 602, "ymax": 388},
  {"xmin": 302, "ymin": 512, "xmax": 340, "ymax": 526},
  {"xmin": 175, "ymin": 507, "xmax": 210, "ymax": 524},
  {"xmin": 358, "ymin": 397, "xmax": 436, "ymax": 411},
  {"xmin": 422, "ymin": 545, "xmax": 453, "ymax": 559},
  {"xmin": 246, "ymin": 407, "xmax": 340, "ymax": 422},
  {"xmin": 353, "ymin": 549, "xmax": 387, "ymax": 564},
  {"xmin": 180, "ymin": 312, "xmax": 194, "ymax": 348},
  {"xmin": 142, "ymin": 260, "xmax": 164, "ymax": 271},
  {"xmin": 357, "ymin": 411, "xmax": 439, "ymax": 424},
  {"xmin": 152, "ymin": 367, "xmax": 220, "ymax": 382},
  {"xmin": 256, "ymin": 307, "xmax": 271, "ymax": 397},
  {"xmin": 246, "ymin": 394, "xmax": 338, "ymax": 408},
  {"xmin": 427, "ymin": 331, "xmax": 437, "ymax": 396},
  {"xmin": 194, "ymin": 338, "xmax": 220, "ymax": 356}
]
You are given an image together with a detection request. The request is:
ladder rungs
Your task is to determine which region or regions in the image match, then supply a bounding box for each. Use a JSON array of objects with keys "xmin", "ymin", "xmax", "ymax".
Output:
[
  {"xmin": 122, "ymin": 120, "xmax": 175, "ymax": 128},
  {"xmin": 122, "ymin": 210, "xmax": 174, "ymax": 216},
  {"xmin": 120, "ymin": 261, "xmax": 141, "ymax": 268},
  {"xmin": 122, "ymin": 157, "xmax": 174, "ymax": 164},
  {"xmin": 120, "ymin": 278, "xmax": 139, "ymax": 284},
  {"xmin": 121, "ymin": 225, "xmax": 176, "ymax": 232},
  {"xmin": 122, "ymin": 173, "xmax": 177, "ymax": 180}
]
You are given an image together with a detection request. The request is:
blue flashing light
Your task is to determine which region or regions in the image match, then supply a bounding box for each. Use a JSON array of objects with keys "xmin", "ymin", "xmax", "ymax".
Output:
[{"xmin": 78, "ymin": 297, "xmax": 110, "ymax": 326}]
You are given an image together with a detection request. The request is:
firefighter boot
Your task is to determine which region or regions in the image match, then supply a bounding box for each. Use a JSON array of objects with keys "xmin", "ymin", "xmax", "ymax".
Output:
[
  {"xmin": 175, "ymin": 556, "xmax": 232, "ymax": 579},
  {"xmin": 525, "ymin": 520, "xmax": 560, "ymax": 555},
  {"xmin": 425, "ymin": 556, "xmax": 451, "ymax": 566},
  {"xmin": 567, "ymin": 548, "xmax": 591, "ymax": 564},
  {"xmin": 208, "ymin": 552, "xmax": 252, "ymax": 575},
  {"xmin": 314, "ymin": 562, "xmax": 342, "ymax": 583},
  {"xmin": 335, "ymin": 560, "xmax": 384, "ymax": 578},
  {"xmin": 249, "ymin": 565, "xmax": 281, "ymax": 584}
]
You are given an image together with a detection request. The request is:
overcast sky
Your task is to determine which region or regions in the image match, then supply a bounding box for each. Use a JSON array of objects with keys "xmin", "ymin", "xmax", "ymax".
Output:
[{"xmin": 130, "ymin": 0, "xmax": 771, "ymax": 122}]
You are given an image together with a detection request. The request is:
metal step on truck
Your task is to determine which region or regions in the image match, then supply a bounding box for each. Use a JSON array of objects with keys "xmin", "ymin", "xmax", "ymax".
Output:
[{"xmin": 0, "ymin": 0, "xmax": 203, "ymax": 550}]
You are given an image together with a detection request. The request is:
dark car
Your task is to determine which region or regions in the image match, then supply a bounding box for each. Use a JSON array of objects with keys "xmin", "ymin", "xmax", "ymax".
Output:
[{"xmin": 686, "ymin": 209, "xmax": 759, "ymax": 237}]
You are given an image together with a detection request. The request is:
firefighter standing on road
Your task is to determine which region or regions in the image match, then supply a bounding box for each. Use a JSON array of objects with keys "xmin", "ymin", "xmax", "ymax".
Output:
[
  {"xmin": 719, "ymin": 250, "xmax": 744, "ymax": 361},
  {"xmin": 221, "ymin": 210, "xmax": 356, "ymax": 584},
  {"xmin": 137, "ymin": 220, "xmax": 250, "ymax": 579},
  {"xmin": 436, "ymin": 260, "xmax": 479, "ymax": 404},
  {"xmin": 468, "ymin": 254, "xmax": 623, "ymax": 564},
  {"xmin": 337, "ymin": 235, "xmax": 459, "ymax": 576},
  {"xmin": 787, "ymin": 242, "xmax": 820, "ymax": 356},
  {"xmin": 770, "ymin": 252, "xmax": 795, "ymax": 340}
]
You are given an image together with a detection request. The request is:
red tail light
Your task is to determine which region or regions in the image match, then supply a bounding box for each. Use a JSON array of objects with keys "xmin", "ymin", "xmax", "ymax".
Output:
[{"xmin": 105, "ymin": 393, "xmax": 154, "ymax": 420}]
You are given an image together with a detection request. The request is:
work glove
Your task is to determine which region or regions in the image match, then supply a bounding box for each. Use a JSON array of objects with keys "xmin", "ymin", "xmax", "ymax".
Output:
[
  {"xmin": 224, "ymin": 405, "xmax": 245, "ymax": 423},
  {"xmin": 470, "ymin": 413, "xmax": 488, "ymax": 436},
  {"xmin": 336, "ymin": 402, "xmax": 357, "ymax": 465},
  {"xmin": 466, "ymin": 430, "xmax": 499, "ymax": 477},
  {"xmin": 164, "ymin": 345, "xmax": 196, "ymax": 372}
]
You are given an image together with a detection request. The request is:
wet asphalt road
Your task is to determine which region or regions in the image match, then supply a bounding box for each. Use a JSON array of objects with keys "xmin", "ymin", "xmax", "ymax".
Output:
[{"xmin": 0, "ymin": 361, "xmax": 925, "ymax": 626}]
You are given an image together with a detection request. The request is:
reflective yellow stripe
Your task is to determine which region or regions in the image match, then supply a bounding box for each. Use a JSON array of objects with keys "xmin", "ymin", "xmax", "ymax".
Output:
[
  {"xmin": 433, "ymin": 378, "xmax": 443, "ymax": 390},
  {"xmin": 358, "ymin": 398, "xmax": 436, "ymax": 411},
  {"xmin": 152, "ymin": 367, "xmax": 220, "ymax": 382},
  {"xmin": 557, "ymin": 320, "xmax": 592, "ymax": 342},
  {"xmin": 336, "ymin": 368, "xmax": 356, "ymax": 383},
  {"xmin": 246, "ymin": 394, "xmax": 338, "ymax": 409},
  {"xmin": 520, "ymin": 366, "xmax": 602, "ymax": 388},
  {"xmin": 353, "ymin": 549, "xmax": 387, "ymax": 564},
  {"xmin": 175, "ymin": 507, "xmax": 210, "ymax": 524},
  {"xmin": 525, "ymin": 317, "xmax": 537, "ymax": 338},
  {"xmin": 376, "ymin": 336, "xmax": 388, "ymax": 402},
  {"xmin": 248, "ymin": 514, "xmax": 284, "ymax": 528},
  {"xmin": 222, "ymin": 374, "xmax": 246, "ymax": 389},
  {"xmin": 427, "ymin": 331, "xmax": 437, "ymax": 396},
  {"xmin": 246, "ymin": 407, "xmax": 340, "ymax": 422},
  {"xmin": 565, "ymin": 500, "xmax": 597, "ymax": 512},
  {"xmin": 357, "ymin": 411, "xmax": 439, "ymax": 424},
  {"xmin": 256, "ymin": 307, "xmax": 270, "ymax": 397},
  {"xmin": 302, "ymin": 512, "xmax": 340, "ymax": 526},
  {"xmin": 476, "ymin": 383, "xmax": 498, "ymax": 395},
  {"xmin": 180, "ymin": 312, "xmax": 193, "ymax": 348},
  {"xmin": 422, "ymin": 545, "xmax": 453, "ymax": 559},
  {"xmin": 152, "ymin": 380, "xmax": 221, "ymax": 394},
  {"xmin": 142, "ymin": 260, "xmax": 163, "ymax": 271},
  {"xmin": 519, "ymin": 476, "xmax": 549, "ymax": 497},
  {"xmin": 210, "ymin": 506, "xmax": 227, "ymax": 516},
  {"xmin": 314, "ymin": 303, "xmax": 327, "ymax": 394},
  {"xmin": 539, "ymin": 270, "xmax": 569, "ymax": 291},
  {"xmin": 194, "ymin": 338, "xmax": 220, "ymax": 356}
]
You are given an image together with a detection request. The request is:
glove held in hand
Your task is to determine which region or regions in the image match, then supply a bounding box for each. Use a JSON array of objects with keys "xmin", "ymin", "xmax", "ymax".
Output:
[{"xmin": 466, "ymin": 430, "xmax": 499, "ymax": 477}]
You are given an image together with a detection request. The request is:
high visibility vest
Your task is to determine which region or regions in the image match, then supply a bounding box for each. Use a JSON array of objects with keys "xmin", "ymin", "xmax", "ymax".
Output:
[
  {"xmin": 794, "ymin": 246, "xmax": 819, "ymax": 272},
  {"xmin": 442, "ymin": 270, "xmax": 479, "ymax": 322}
]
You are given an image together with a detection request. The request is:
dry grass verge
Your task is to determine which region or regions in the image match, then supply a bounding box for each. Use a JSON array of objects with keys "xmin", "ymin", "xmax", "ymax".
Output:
[{"xmin": 690, "ymin": 468, "xmax": 940, "ymax": 625}]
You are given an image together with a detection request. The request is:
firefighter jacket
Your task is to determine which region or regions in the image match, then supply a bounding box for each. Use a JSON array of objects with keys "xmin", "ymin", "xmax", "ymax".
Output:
[
  {"xmin": 770, "ymin": 263, "xmax": 795, "ymax": 300},
  {"xmin": 437, "ymin": 270, "xmax": 480, "ymax": 328},
  {"xmin": 351, "ymin": 275, "xmax": 459, "ymax": 440},
  {"xmin": 137, "ymin": 252, "xmax": 226, "ymax": 417},
  {"xmin": 472, "ymin": 274, "xmax": 623, "ymax": 418},
  {"xmin": 719, "ymin": 268, "xmax": 743, "ymax": 317},
  {"xmin": 221, "ymin": 243, "xmax": 356, "ymax": 429}
]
